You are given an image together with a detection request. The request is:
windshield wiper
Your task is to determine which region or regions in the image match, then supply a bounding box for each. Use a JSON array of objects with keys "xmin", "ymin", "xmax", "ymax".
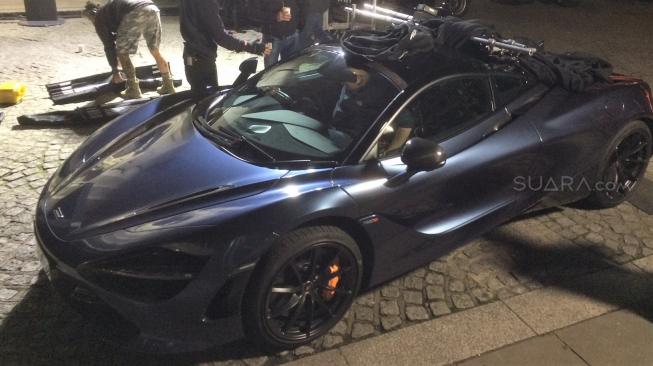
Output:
[
  {"xmin": 217, "ymin": 126, "xmax": 276, "ymax": 162},
  {"xmin": 194, "ymin": 116, "xmax": 232, "ymax": 144},
  {"xmin": 195, "ymin": 118, "xmax": 338, "ymax": 167},
  {"xmin": 267, "ymin": 160, "xmax": 338, "ymax": 169},
  {"xmin": 195, "ymin": 116, "xmax": 275, "ymax": 161}
]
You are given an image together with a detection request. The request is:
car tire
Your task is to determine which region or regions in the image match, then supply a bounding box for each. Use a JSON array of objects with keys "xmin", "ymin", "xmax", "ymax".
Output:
[
  {"xmin": 585, "ymin": 120, "xmax": 652, "ymax": 208},
  {"xmin": 242, "ymin": 226, "xmax": 363, "ymax": 351}
]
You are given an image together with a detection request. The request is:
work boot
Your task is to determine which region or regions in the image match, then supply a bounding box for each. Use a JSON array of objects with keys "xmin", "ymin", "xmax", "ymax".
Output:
[
  {"xmin": 121, "ymin": 78, "xmax": 142, "ymax": 100},
  {"xmin": 157, "ymin": 73, "xmax": 176, "ymax": 95}
]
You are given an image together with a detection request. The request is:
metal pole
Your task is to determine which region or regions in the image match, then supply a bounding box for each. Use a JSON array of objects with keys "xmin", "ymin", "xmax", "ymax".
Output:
[
  {"xmin": 471, "ymin": 37, "xmax": 537, "ymax": 56},
  {"xmin": 363, "ymin": 3, "xmax": 413, "ymax": 21},
  {"xmin": 346, "ymin": 5, "xmax": 351, "ymax": 28},
  {"xmin": 344, "ymin": 7, "xmax": 406, "ymax": 24},
  {"xmin": 371, "ymin": 0, "xmax": 377, "ymax": 30}
]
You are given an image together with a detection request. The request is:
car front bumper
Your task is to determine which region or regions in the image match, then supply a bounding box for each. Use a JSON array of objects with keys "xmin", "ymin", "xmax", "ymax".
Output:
[{"xmin": 34, "ymin": 210, "xmax": 251, "ymax": 353}]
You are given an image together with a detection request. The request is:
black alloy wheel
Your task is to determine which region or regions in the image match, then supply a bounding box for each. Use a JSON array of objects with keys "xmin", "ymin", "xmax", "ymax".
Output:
[
  {"xmin": 587, "ymin": 120, "xmax": 652, "ymax": 208},
  {"xmin": 243, "ymin": 226, "xmax": 363, "ymax": 350},
  {"xmin": 264, "ymin": 244, "xmax": 358, "ymax": 342},
  {"xmin": 603, "ymin": 131, "xmax": 650, "ymax": 200}
]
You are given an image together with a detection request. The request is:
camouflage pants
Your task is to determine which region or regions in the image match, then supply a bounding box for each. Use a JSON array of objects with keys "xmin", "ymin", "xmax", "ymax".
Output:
[{"xmin": 115, "ymin": 5, "xmax": 161, "ymax": 55}]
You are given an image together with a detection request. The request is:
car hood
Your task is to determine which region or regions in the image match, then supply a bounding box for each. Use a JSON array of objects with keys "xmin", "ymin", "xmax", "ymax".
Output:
[{"xmin": 44, "ymin": 106, "xmax": 288, "ymax": 241}]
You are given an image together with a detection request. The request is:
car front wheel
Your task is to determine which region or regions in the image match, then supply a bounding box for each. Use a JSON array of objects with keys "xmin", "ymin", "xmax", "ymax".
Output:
[
  {"xmin": 243, "ymin": 226, "xmax": 363, "ymax": 350},
  {"xmin": 586, "ymin": 120, "xmax": 652, "ymax": 208}
]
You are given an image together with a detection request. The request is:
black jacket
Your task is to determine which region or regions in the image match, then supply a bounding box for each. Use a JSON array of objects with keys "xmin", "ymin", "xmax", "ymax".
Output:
[
  {"xmin": 94, "ymin": 0, "xmax": 154, "ymax": 70},
  {"xmin": 303, "ymin": 0, "xmax": 330, "ymax": 14},
  {"xmin": 180, "ymin": 0, "xmax": 262, "ymax": 60},
  {"xmin": 261, "ymin": 0, "xmax": 301, "ymax": 38}
]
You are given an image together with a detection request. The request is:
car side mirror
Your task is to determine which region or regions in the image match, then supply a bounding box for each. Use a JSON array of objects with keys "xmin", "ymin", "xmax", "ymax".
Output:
[
  {"xmin": 401, "ymin": 137, "xmax": 446, "ymax": 171},
  {"xmin": 233, "ymin": 57, "xmax": 259, "ymax": 87}
]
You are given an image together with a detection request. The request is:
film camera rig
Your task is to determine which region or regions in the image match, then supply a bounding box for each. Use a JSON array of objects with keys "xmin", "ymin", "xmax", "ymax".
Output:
[{"xmin": 344, "ymin": 3, "xmax": 538, "ymax": 57}]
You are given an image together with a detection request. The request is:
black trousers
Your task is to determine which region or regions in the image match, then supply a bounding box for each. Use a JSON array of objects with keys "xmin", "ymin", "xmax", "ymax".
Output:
[{"xmin": 184, "ymin": 53, "xmax": 218, "ymax": 100}]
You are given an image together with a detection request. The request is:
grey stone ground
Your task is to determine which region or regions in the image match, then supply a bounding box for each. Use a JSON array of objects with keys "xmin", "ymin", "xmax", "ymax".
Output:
[{"xmin": 1, "ymin": 0, "xmax": 652, "ymax": 365}]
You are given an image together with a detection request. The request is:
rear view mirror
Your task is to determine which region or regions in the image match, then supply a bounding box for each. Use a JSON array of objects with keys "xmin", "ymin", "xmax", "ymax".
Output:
[
  {"xmin": 401, "ymin": 137, "xmax": 446, "ymax": 171},
  {"xmin": 233, "ymin": 57, "xmax": 259, "ymax": 87}
]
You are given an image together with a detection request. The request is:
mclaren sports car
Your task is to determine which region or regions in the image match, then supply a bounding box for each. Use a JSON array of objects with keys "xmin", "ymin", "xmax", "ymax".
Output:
[{"xmin": 35, "ymin": 45, "xmax": 653, "ymax": 352}]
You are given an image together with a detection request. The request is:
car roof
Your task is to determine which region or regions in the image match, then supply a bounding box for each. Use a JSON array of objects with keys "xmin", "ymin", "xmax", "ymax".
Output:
[
  {"xmin": 316, "ymin": 44, "xmax": 488, "ymax": 87},
  {"xmin": 314, "ymin": 44, "xmax": 524, "ymax": 90},
  {"xmin": 388, "ymin": 49, "xmax": 489, "ymax": 84}
]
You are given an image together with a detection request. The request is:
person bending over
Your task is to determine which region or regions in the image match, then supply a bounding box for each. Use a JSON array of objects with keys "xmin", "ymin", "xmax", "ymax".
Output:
[{"xmin": 83, "ymin": 0, "xmax": 175, "ymax": 99}]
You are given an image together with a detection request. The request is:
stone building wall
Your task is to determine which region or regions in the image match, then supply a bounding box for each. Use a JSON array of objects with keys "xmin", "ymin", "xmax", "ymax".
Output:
[{"xmin": 0, "ymin": 0, "xmax": 178, "ymax": 13}]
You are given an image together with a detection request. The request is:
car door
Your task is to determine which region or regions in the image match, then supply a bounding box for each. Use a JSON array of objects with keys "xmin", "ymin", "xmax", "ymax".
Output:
[{"xmin": 334, "ymin": 74, "xmax": 543, "ymax": 283}]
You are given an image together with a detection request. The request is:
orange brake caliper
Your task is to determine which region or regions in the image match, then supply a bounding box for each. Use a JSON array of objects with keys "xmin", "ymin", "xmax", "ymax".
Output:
[{"xmin": 322, "ymin": 261, "xmax": 340, "ymax": 301}]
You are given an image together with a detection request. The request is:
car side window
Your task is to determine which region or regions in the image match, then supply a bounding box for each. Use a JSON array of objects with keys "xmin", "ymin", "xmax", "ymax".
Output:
[
  {"xmin": 416, "ymin": 76, "xmax": 493, "ymax": 143},
  {"xmin": 373, "ymin": 76, "xmax": 492, "ymax": 159},
  {"xmin": 375, "ymin": 103, "xmax": 421, "ymax": 159},
  {"xmin": 493, "ymin": 74, "xmax": 530, "ymax": 107}
]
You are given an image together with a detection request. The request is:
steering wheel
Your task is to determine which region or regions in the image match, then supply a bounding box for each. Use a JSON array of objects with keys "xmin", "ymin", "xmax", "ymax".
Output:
[
  {"xmin": 267, "ymin": 88, "xmax": 294, "ymax": 107},
  {"xmin": 295, "ymin": 96, "xmax": 323, "ymax": 120}
]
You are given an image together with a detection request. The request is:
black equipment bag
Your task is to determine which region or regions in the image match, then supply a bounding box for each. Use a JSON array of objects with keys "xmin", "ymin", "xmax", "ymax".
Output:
[
  {"xmin": 46, "ymin": 65, "xmax": 182, "ymax": 105},
  {"xmin": 341, "ymin": 22, "xmax": 436, "ymax": 62},
  {"xmin": 519, "ymin": 52, "xmax": 613, "ymax": 92},
  {"xmin": 17, "ymin": 98, "xmax": 151, "ymax": 126},
  {"xmin": 340, "ymin": 15, "xmax": 612, "ymax": 92}
]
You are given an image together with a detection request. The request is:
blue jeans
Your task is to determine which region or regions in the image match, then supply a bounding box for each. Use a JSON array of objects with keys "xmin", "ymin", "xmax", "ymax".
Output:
[
  {"xmin": 299, "ymin": 12, "xmax": 332, "ymax": 49},
  {"xmin": 263, "ymin": 32, "xmax": 299, "ymax": 68}
]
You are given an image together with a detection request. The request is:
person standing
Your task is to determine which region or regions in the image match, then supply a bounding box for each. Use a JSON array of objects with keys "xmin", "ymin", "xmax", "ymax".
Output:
[
  {"xmin": 261, "ymin": 0, "xmax": 301, "ymax": 68},
  {"xmin": 82, "ymin": 0, "xmax": 176, "ymax": 99},
  {"xmin": 179, "ymin": 0, "xmax": 271, "ymax": 100},
  {"xmin": 299, "ymin": 0, "xmax": 332, "ymax": 49}
]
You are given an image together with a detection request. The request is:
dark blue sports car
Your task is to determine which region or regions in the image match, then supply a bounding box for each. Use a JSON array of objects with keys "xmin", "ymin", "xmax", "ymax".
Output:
[{"xmin": 35, "ymin": 45, "xmax": 653, "ymax": 352}]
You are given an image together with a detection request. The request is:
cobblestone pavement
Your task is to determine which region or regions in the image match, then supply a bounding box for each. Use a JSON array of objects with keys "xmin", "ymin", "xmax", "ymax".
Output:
[{"xmin": 1, "ymin": 1, "xmax": 653, "ymax": 365}]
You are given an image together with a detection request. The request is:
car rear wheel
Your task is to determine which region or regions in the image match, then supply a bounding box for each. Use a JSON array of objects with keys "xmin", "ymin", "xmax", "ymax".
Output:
[
  {"xmin": 586, "ymin": 120, "xmax": 652, "ymax": 208},
  {"xmin": 243, "ymin": 226, "xmax": 363, "ymax": 350}
]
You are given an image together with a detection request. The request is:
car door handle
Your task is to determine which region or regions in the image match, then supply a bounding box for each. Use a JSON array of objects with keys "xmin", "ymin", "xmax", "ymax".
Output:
[{"xmin": 482, "ymin": 107, "xmax": 512, "ymax": 139}]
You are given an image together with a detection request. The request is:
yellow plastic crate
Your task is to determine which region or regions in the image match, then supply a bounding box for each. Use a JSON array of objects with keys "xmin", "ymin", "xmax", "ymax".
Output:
[{"xmin": 0, "ymin": 81, "xmax": 27, "ymax": 104}]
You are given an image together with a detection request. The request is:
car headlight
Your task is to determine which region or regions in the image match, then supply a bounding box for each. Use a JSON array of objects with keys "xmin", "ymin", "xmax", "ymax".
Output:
[{"xmin": 78, "ymin": 246, "xmax": 210, "ymax": 302}]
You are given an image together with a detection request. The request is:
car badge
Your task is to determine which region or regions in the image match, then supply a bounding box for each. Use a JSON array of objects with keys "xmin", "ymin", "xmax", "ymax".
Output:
[{"xmin": 53, "ymin": 207, "xmax": 65, "ymax": 219}]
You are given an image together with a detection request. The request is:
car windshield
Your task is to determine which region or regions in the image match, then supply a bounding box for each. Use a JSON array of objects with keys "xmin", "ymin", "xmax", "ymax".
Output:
[{"xmin": 200, "ymin": 48, "xmax": 401, "ymax": 162}]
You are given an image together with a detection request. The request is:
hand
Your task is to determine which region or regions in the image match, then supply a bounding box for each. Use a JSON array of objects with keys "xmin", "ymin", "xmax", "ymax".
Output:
[
  {"xmin": 276, "ymin": 9, "xmax": 291, "ymax": 22},
  {"xmin": 111, "ymin": 72, "xmax": 125, "ymax": 84},
  {"xmin": 263, "ymin": 42, "xmax": 272, "ymax": 56}
]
